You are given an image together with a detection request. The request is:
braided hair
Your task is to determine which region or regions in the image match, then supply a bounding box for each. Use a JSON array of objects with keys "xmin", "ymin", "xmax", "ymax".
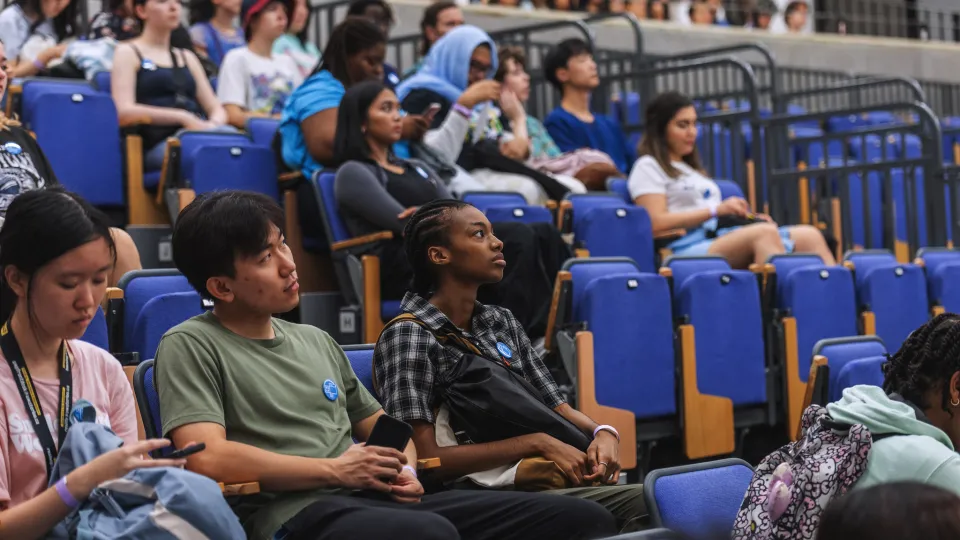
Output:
[
  {"xmin": 883, "ymin": 313, "xmax": 960, "ymax": 414},
  {"xmin": 312, "ymin": 17, "xmax": 385, "ymax": 86},
  {"xmin": 402, "ymin": 199, "xmax": 470, "ymax": 296}
]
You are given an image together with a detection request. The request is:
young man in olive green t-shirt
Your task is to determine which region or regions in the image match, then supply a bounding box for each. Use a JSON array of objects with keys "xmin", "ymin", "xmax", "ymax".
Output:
[{"xmin": 155, "ymin": 191, "xmax": 616, "ymax": 540}]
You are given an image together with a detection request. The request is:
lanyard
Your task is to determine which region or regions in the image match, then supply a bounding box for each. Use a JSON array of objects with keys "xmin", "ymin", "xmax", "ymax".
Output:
[{"xmin": 0, "ymin": 322, "xmax": 72, "ymax": 478}]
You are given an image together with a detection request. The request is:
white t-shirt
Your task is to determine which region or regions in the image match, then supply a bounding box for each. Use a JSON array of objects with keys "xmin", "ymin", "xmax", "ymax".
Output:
[
  {"xmin": 0, "ymin": 5, "xmax": 55, "ymax": 61},
  {"xmin": 628, "ymin": 155, "xmax": 722, "ymax": 213},
  {"xmin": 216, "ymin": 46, "xmax": 302, "ymax": 116}
]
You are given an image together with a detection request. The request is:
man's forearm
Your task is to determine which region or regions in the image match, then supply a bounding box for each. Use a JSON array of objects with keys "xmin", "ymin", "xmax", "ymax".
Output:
[
  {"xmin": 555, "ymin": 403, "xmax": 599, "ymax": 435},
  {"xmin": 189, "ymin": 439, "xmax": 342, "ymax": 492}
]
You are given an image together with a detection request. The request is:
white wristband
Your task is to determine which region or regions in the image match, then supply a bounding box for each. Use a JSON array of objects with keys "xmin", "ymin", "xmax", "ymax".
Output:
[
  {"xmin": 402, "ymin": 465, "xmax": 417, "ymax": 478},
  {"xmin": 707, "ymin": 202, "xmax": 719, "ymax": 219},
  {"xmin": 593, "ymin": 425, "xmax": 620, "ymax": 442}
]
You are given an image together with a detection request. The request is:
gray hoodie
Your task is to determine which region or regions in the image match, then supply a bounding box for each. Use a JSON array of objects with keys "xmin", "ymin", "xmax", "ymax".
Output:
[{"xmin": 827, "ymin": 385, "xmax": 960, "ymax": 495}]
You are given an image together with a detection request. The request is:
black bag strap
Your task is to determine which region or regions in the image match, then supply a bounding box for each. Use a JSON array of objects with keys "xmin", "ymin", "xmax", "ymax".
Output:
[
  {"xmin": 0, "ymin": 321, "xmax": 72, "ymax": 479},
  {"xmin": 373, "ymin": 314, "xmax": 484, "ymax": 394}
]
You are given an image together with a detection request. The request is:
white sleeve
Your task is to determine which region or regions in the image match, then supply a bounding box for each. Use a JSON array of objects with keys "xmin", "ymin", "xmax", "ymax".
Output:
[
  {"xmin": 282, "ymin": 56, "xmax": 304, "ymax": 88},
  {"xmin": 215, "ymin": 49, "xmax": 248, "ymax": 108},
  {"xmin": 0, "ymin": 10, "xmax": 26, "ymax": 61},
  {"xmin": 422, "ymin": 111, "xmax": 470, "ymax": 163},
  {"xmin": 628, "ymin": 156, "xmax": 671, "ymax": 200}
]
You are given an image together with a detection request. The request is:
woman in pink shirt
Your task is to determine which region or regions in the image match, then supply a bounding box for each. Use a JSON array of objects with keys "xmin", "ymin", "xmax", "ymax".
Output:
[{"xmin": 0, "ymin": 187, "xmax": 185, "ymax": 539}]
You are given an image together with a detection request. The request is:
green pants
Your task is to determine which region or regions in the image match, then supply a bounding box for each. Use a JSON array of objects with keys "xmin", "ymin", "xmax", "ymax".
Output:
[{"xmin": 549, "ymin": 484, "xmax": 648, "ymax": 532}]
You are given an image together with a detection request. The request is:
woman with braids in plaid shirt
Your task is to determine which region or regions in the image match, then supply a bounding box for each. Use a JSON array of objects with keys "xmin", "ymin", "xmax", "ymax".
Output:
[{"xmin": 374, "ymin": 199, "xmax": 648, "ymax": 533}]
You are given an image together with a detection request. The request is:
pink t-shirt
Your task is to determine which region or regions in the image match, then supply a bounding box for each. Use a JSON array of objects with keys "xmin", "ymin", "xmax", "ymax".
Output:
[{"xmin": 0, "ymin": 339, "xmax": 137, "ymax": 508}]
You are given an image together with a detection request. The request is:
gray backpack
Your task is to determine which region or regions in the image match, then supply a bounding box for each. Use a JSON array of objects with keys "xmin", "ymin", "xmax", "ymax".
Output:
[{"xmin": 47, "ymin": 422, "xmax": 245, "ymax": 539}]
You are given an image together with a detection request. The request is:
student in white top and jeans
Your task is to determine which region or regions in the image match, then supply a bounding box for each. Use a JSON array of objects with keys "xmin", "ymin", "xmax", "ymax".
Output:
[
  {"xmin": 216, "ymin": 0, "xmax": 303, "ymax": 129},
  {"xmin": 628, "ymin": 91, "xmax": 835, "ymax": 269}
]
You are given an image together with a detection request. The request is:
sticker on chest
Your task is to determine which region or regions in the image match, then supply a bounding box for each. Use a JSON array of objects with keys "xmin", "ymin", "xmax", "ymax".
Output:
[
  {"xmin": 322, "ymin": 379, "xmax": 339, "ymax": 401},
  {"xmin": 496, "ymin": 341, "xmax": 513, "ymax": 359}
]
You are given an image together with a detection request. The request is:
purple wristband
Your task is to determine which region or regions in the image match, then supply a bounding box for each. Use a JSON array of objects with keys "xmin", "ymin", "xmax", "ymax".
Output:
[
  {"xmin": 33, "ymin": 58, "xmax": 46, "ymax": 71},
  {"xmin": 402, "ymin": 465, "xmax": 417, "ymax": 478},
  {"xmin": 452, "ymin": 103, "xmax": 471, "ymax": 119},
  {"xmin": 55, "ymin": 477, "xmax": 80, "ymax": 509}
]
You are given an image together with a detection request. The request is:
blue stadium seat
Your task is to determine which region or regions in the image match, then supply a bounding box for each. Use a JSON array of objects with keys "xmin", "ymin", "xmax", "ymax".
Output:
[
  {"xmin": 606, "ymin": 177, "xmax": 631, "ymax": 204},
  {"xmin": 314, "ymin": 171, "xmax": 402, "ymax": 342},
  {"xmin": 811, "ymin": 336, "xmax": 887, "ymax": 402},
  {"xmin": 483, "ymin": 205, "xmax": 553, "ymax": 225},
  {"xmin": 918, "ymin": 248, "xmax": 960, "ymax": 312},
  {"xmin": 855, "ymin": 262, "xmax": 929, "ymax": 351},
  {"xmin": 581, "ymin": 273, "xmax": 676, "ymax": 421},
  {"xmin": 109, "ymin": 270, "xmax": 193, "ymax": 354},
  {"xmin": 826, "ymin": 114, "xmax": 869, "ymax": 133},
  {"xmin": 175, "ymin": 131, "xmax": 278, "ymax": 200},
  {"xmin": 133, "ymin": 360, "xmax": 163, "ymax": 446},
  {"xmin": 779, "ymin": 265, "xmax": 858, "ymax": 381},
  {"xmin": 777, "ymin": 264, "xmax": 858, "ymax": 437},
  {"xmin": 128, "ymin": 291, "xmax": 204, "ymax": 362},
  {"xmin": 343, "ymin": 344, "xmax": 376, "ymax": 398},
  {"xmin": 545, "ymin": 257, "xmax": 642, "ymax": 359},
  {"xmin": 22, "ymin": 80, "xmax": 124, "ymax": 207},
  {"xmin": 663, "ymin": 255, "xmax": 731, "ymax": 291},
  {"xmin": 714, "ymin": 179, "xmax": 745, "ymax": 201},
  {"xmin": 848, "ymin": 134, "xmax": 898, "ymax": 163},
  {"xmin": 835, "ymin": 355, "xmax": 886, "ymax": 396},
  {"xmin": 845, "ymin": 250, "xmax": 930, "ymax": 350},
  {"xmin": 246, "ymin": 117, "xmax": 280, "ymax": 147},
  {"xmin": 573, "ymin": 272, "xmax": 678, "ymax": 469},
  {"xmin": 560, "ymin": 192, "xmax": 624, "ymax": 234},
  {"xmin": 92, "ymin": 71, "xmax": 111, "ymax": 92},
  {"xmin": 576, "ymin": 206, "xmax": 656, "ymax": 273},
  {"xmin": 674, "ymin": 268, "xmax": 767, "ymax": 409},
  {"xmin": 846, "ymin": 171, "xmax": 884, "ymax": 249},
  {"xmin": 461, "ymin": 191, "xmax": 527, "ymax": 213},
  {"xmin": 79, "ymin": 307, "xmax": 110, "ymax": 351},
  {"xmin": 644, "ymin": 459, "xmax": 754, "ymax": 538}
]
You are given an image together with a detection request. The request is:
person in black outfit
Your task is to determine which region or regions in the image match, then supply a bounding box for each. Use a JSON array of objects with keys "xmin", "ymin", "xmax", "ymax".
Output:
[{"xmin": 333, "ymin": 81, "xmax": 571, "ymax": 339}]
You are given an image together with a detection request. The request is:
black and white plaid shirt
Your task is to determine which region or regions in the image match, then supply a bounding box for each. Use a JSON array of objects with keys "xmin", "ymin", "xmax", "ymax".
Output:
[{"xmin": 374, "ymin": 291, "xmax": 566, "ymax": 424}]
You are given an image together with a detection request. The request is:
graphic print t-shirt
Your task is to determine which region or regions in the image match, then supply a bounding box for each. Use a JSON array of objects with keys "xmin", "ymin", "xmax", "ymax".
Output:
[
  {"xmin": 217, "ymin": 47, "xmax": 302, "ymax": 116},
  {"xmin": 0, "ymin": 126, "xmax": 58, "ymax": 228}
]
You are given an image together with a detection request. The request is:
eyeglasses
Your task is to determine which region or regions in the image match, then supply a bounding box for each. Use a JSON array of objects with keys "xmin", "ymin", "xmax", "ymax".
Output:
[{"xmin": 469, "ymin": 60, "xmax": 493, "ymax": 75}]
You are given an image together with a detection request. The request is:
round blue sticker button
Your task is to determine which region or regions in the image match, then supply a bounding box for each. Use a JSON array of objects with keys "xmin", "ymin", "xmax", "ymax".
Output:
[
  {"xmin": 4, "ymin": 142, "xmax": 22, "ymax": 155},
  {"xmin": 322, "ymin": 379, "xmax": 339, "ymax": 401},
  {"xmin": 496, "ymin": 342, "xmax": 513, "ymax": 359}
]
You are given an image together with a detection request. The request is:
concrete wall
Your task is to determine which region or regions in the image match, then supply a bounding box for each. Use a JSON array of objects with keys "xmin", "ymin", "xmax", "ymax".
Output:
[{"xmin": 386, "ymin": 0, "xmax": 960, "ymax": 85}]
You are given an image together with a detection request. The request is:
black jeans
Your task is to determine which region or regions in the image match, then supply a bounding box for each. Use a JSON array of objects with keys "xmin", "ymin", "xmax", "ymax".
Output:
[{"xmin": 280, "ymin": 489, "xmax": 616, "ymax": 540}]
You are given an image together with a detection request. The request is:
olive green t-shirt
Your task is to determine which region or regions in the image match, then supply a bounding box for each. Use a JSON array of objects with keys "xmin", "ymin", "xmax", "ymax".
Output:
[{"xmin": 155, "ymin": 311, "xmax": 382, "ymax": 539}]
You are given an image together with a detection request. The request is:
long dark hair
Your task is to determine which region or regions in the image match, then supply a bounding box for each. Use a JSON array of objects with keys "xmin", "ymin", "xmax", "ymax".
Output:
[
  {"xmin": 332, "ymin": 80, "xmax": 390, "ymax": 167},
  {"xmin": 403, "ymin": 199, "xmax": 470, "ymax": 297},
  {"xmin": 817, "ymin": 482, "xmax": 960, "ymax": 540},
  {"xmin": 311, "ymin": 16, "xmax": 385, "ymax": 85},
  {"xmin": 0, "ymin": 187, "xmax": 116, "ymax": 324},
  {"xmin": 882, "ymin": 313, "xmax": 960, "ymax": 415},
  {"xmin": 17, "ymin": 0, "xmax": 79, "ymax": 40},
  {"xmin": 637, "ymin": 91, "xmax": 704, "ymax": 179}
]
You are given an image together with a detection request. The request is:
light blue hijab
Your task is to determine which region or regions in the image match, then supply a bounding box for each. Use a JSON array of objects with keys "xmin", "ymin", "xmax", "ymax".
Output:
[{"xmin": 396, "ymin": 25, "xmax": 498, "ymax": 103}]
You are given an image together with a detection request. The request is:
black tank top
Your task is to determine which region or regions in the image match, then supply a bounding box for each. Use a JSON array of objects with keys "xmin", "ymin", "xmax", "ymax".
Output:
[{"xmin": 130, "ymin": 44, "xmax": 203, "ymax": 150}]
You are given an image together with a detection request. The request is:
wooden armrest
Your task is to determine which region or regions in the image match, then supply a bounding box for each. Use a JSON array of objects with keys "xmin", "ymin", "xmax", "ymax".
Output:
[
  {"xmin": 782, "ymin": 316, "xmax": 805, "ymax": 441},
  {"xmin": 678, "ymin": 324, "xmax": 735, "ymax": 458},
  {"xmin": 5, "ymin": 84, "xmax": 20, "ymax": 117},
  {"xmin": 575, "ymin": 331, "xmax": 637, "ymax": 470},
  {"xmin": 861, "ymin": 311, "xmax": 876, "ymax": 336},
  {"xmin": 331, "ymin": 231, "xmax": 394, "ymax": 251},
  {"xmin": 156, "ymin": 137, "xmax": 181, "ymax": 204},
  {"xmin": 654, "ymin": 228, "xmax": 686, "ymax": 240},
  {"xmin": 219, "ymin": 482, "xmax": 260, "ymax": 496},
  {"xmin": 543, "ymin": 271, "xmax": 571, "ymax": 352},
  {"xmin": 279, "ymin": 171, "xmax": 303, "ymax": 184},
  {"xmin": 119, "ymin": 116, "xmax": 153, "ymax": 128},
  {"xmin": 574, "ymin": 248, "xmax": 590, "ymax": 259},
  {"xmin": 417, "ymin": 458, "xmax": 441, "ymax": 470}
]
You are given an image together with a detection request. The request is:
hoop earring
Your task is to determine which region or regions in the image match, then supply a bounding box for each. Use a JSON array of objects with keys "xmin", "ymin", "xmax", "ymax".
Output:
[{"xmin": 952, "ymin": 397, "xmax": 959, "ymax": 407}]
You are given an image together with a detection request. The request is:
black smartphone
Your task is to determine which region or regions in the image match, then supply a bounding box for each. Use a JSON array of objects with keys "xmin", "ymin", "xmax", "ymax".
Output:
[
  {"xmin": 168, "ymin": 443, "xmax": 206, "ymax": 459},
  {"xmin": 366, "ymin": 415, "xmax": 413, "ymax": 451}
]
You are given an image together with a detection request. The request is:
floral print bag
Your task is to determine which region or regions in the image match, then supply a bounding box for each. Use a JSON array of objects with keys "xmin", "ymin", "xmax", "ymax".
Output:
[{"xmin": 732, "ymin": 404, "xmax": 884, "ymax": 539}]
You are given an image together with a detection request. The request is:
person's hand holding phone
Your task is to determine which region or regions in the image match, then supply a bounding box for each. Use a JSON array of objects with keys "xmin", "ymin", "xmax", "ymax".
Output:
[
  {"xmin": 401, "ymin": 115, "xmax": 430, "ymax": 141},
  {"xmin": 333, "ymin": 443, "xmax": 406, "ymax": 493}
]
